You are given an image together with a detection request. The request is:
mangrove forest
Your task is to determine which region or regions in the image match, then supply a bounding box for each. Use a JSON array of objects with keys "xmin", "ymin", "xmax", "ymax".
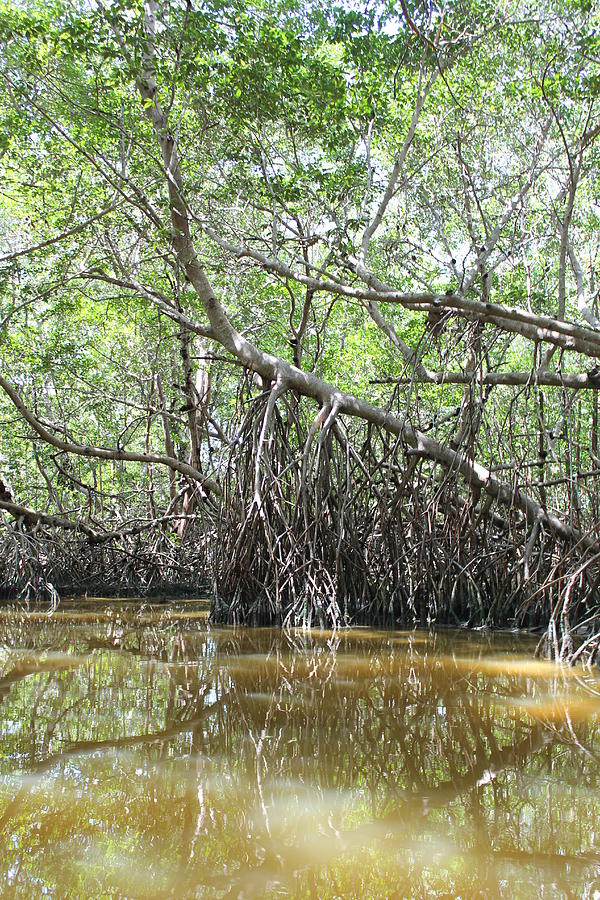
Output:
[
  {"xmin": 1, "ymin": 0, "xmax": 600, "ymax": 662},
  {"xmin": 4, "ymin": 2, "xmax": 600, "ymax": 897}
]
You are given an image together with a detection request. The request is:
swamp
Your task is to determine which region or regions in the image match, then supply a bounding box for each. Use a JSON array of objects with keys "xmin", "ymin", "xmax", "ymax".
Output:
[{"xmin": 2, "ymin": 0, "xmax": 600, "ymax": 894}]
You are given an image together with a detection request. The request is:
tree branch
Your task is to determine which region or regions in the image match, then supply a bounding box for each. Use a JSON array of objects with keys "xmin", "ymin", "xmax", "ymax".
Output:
[{"xmin": 0, "ymin": 372, "xmax": 221, "ymax": 496}]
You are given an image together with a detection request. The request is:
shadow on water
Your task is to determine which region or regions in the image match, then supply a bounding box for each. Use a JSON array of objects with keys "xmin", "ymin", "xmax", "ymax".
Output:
[{"xmin": 0, "ymin": 600, "xmax": 599, "ymax": 897}]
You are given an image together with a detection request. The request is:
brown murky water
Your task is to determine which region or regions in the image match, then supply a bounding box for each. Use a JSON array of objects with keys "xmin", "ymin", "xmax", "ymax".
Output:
[{"xmin": 0, "ymin": 600, "xmax": 599, "ymax": 898}]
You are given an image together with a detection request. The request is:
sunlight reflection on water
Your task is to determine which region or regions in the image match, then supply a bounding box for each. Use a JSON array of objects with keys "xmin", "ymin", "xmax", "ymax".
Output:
[{"xmin": 0, "ymin": 601, "xmax": 599, "ymax": 897}]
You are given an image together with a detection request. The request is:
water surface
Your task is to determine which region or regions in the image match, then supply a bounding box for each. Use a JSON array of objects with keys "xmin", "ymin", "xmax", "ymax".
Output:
[{"xmin": 0, "ymin": 600, "xmax": 599, "ymax": 897}]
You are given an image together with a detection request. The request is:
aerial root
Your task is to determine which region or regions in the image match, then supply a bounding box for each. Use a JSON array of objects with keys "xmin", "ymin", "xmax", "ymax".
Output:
[{"xmin": 209, "ymin": 395, "xmax": 600, "ymax": 659}]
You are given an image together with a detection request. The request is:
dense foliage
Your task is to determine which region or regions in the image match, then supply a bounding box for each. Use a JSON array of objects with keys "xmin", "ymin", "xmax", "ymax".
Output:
[{"xmin": 1, "ymin": 0, "xmax": 600, "ymax": 657}]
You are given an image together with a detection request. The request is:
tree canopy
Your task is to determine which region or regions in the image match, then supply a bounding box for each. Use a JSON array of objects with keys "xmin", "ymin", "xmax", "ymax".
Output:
[{"xmin": 2, "ymin": 0, "xmax": 600, "ymax": 659}]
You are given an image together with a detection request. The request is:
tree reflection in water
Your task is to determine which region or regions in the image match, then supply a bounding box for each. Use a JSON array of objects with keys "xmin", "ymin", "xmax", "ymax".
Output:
[{"xmin": 0, "ymin": 603, "xmax": 599, "ymax": 897}]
